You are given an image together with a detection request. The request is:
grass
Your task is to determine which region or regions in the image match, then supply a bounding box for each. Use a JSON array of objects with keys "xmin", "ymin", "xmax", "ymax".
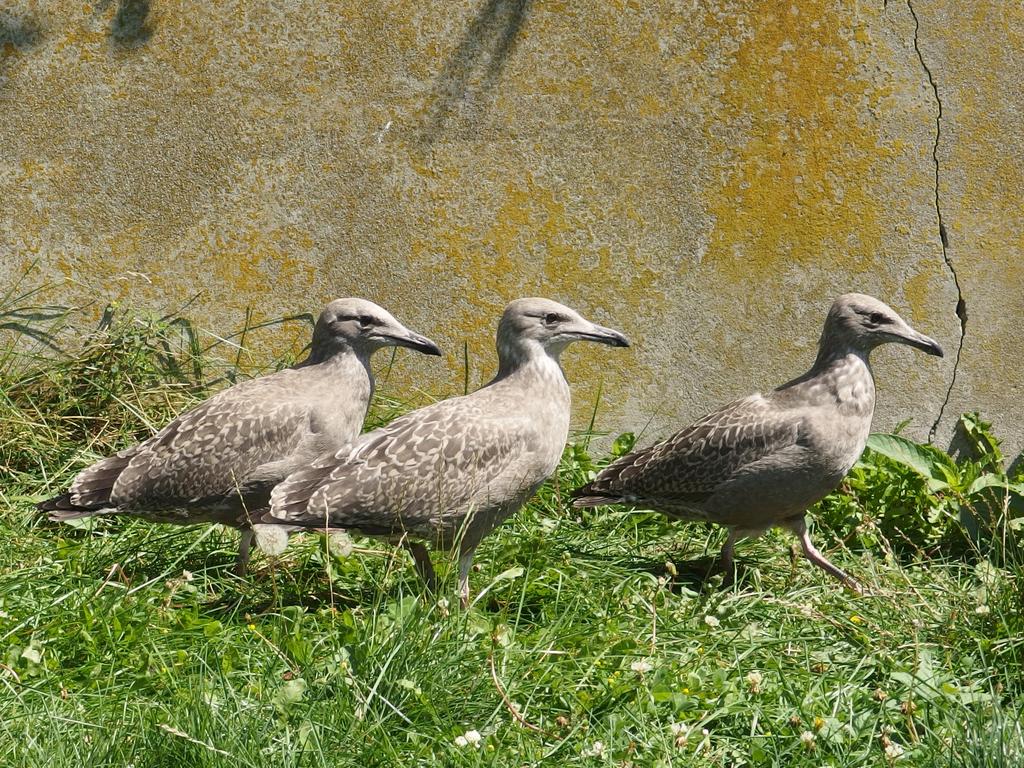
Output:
[{"xmin": 1, "ymin": 303, "xmax": 1022, "ymax": 767}]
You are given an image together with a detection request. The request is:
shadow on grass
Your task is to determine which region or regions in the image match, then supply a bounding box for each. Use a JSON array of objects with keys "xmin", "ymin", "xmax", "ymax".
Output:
[
  {"xmin": 223, "ymin": 560, "xmax": 388, "ymax": 617},
  {"xmin": 630, "ymin": 552, "xmax": 759, "ymax": 594},
  {"xmin": 559, "ymin": 543, "xmax": 756, "ymax": 594}
]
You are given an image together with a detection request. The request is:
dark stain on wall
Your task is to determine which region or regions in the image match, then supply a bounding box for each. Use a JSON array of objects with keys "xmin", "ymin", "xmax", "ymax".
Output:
[
  {"xmin": 0, "ymin": 10, "xmax": 42, "ymax": 52},
  {"xmin": 0, "ymin": 9, "xmax": 42, "ymax": 92},
  {"xmin": 419, "ymin": 0, "xmax": 533, "ymax": 146},
  {"xmin": 99, "ymin": 0, "xmax": 154, "ymax": 48}
]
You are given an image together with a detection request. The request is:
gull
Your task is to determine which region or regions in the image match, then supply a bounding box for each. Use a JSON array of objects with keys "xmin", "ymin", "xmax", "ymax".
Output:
[
  {"xmin": 573, "ymin": 293, "xmax": 943, "ymax": 591},
  {"xmin": 40, "ymin": 298, "xmax": 441, "ymax": 574}
]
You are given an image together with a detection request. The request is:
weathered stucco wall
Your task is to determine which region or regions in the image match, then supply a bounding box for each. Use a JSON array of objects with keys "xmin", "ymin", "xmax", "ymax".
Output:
[{"xmin": 0, "ymin": 1, "xmax": 1020, "ymax": 453}]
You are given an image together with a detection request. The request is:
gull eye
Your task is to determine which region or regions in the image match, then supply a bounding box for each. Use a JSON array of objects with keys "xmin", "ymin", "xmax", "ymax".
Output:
[
  {"xmin": 868, "ymin": 312, "xmax": 889, "ymax": 325},
  {"xmin": 358, "ymin": 315, "xmax": 374, "ymax": 328},
  {"xmin": 542, "ymin": 312, "xmax": 561, "ymax": 327}
]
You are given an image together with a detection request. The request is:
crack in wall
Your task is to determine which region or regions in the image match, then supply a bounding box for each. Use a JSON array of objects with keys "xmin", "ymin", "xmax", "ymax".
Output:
[{"xmin": 906, "ymin": 0, "xmax": 967, "ymax": 443}]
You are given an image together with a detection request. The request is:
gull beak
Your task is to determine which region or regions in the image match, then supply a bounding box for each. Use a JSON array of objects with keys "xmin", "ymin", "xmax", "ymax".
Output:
[
  {"xmin": 900, "ymin": 327, "xmax": 944, "ymax": 357},
  {"xmin": 387, "ymin": 328, "xmax": 443, "ymax": 356},
  {"xmin": 574, "ymin": 322, "xmax": 631, "ymax": 348}
]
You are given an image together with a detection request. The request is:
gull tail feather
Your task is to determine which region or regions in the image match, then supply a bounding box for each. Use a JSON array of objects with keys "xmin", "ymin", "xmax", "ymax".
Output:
[
  {"xmin": 269, "ymin": 463, "xmax": 336, "ymax": 520},
  {"xmin": 571, "ymin": 490, "xmax": 625, "ymax": 509},
  {"xmin": 39, "ymin": 492, "xmax": 116, "ymax": 521}
]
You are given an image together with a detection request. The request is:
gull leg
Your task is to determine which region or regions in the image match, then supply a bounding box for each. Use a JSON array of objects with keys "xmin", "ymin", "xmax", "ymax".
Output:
[
  {"xmin": 788, "ymin": 517, "xmax": 862, "ymax": 594},
  {"xmin": 234, "ymin": 529, "xmax": 254, "ymax": 577},
  {"xmin": 719, "ymin": 528, "xmax": 737, "ymax": 584},
  {"xmin": 457, "ymin": 548, "xmax": 475, "ymax": 609},
  {"xmin": 404, "ymin": 541, "xmax": 438, "ymax": 593}
]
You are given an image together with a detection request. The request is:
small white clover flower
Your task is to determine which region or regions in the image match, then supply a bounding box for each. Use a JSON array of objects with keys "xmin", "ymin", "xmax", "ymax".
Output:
[
  {"xmin": 800, "ymin": 730, "xmax": 816, "ymax": 750},
  {"xmin": 746, "ymin": 670, "xmax": 763, "ymax": 693},
  {"xmin": 454, "ymin": 729, "xmax": 482, "ymax": 748},
  {"xmin": 583, "ymin": 740, "xmax": 605, "ymax": 757},
  {"xmin": 975, "ymin": 604, "xmax": 991, "ymax": 615},
  {"xmin": 884, "ymin": 740, "xmax": 905, "ymax": 760},
  {"xmin": 670, "ymin": 722, "xmax": 690, "ymax": 747},
  {"xmin": 630, "ymin": 659, "xmax": 653, "ymax": 674},
  {"xmin": 704, "ymin": 614, "xmax": 720, "ymax": 628}
]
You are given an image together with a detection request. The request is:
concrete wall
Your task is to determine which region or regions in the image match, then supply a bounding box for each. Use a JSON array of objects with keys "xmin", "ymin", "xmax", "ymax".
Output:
[{"xmin": 1, "ymin": 1, "xmax": 1020, "ymax": 454}]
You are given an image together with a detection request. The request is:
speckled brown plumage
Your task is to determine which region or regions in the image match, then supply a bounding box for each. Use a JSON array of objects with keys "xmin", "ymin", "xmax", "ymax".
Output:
[
  {"xmin": 574, "ymin": 293, "xmax": 944, "ymax": 591},
  {"xmin": 258, "ymin": 297, "xmax": 630, "ymax": 604},
  {"xmin": 39, "ymin": 298, "xmax": 441, "ymax": 573}
]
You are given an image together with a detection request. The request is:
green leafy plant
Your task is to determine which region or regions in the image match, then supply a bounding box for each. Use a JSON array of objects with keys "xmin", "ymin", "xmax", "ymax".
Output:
[{"xmin": 818, "ymin": 415, "xmax": 1024, "ymax": 561}]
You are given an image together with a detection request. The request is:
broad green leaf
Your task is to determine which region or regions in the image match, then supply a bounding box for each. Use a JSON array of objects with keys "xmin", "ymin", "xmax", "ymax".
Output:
[
  {"xmin": 865, "ymin": 433, "xmax": 953, "ymax": 491},
  {"xmin": 273, "ymin": 678, "xmax": 307, "ymax": 712},
  {"xmin": 966, "ymin": 474, "xmax": 1018, "ymax": 498},
  {"xmin": 491, "ymin": 566, "xmax": 524, "ymax": 583}
]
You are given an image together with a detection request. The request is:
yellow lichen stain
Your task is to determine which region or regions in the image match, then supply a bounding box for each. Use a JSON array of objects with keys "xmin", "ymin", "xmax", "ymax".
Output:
[
  {"xmin": 700, "ymin": 0, "xmax": 892, "ymax": 282},
  {"xmin": 409, "ymin": 169, "xmax": 664, "ymax": 406},
  {"xmin": 481, "ymin": 176, "xmax": 571, "ymax": 269},
  {"xmin": 18, "ymin": 159, "xmax": 44, "ymax": 178},
  {"xmin": 537, "ymin": 75, "xmax": 593, "ymax": 98},
  {"xmin": 107, "ymin": 224, "xmax": 144, "ymax": 256},
  {"xmin": 55, "ymin": 256, "xmax": 74, "ymax": 281},
  {"xmin": 948, "ymin": 4, "xmax": 1024, "ymax": 292},
  {"xmin": 637, "ymin": 93, "xmax": 666, "ymax": 118},
  {"xmin": 209, "ymin": 229, "xmax": 317, "ymax": 311},
  {"xmin": 902, "ymin": 266, "xmax": 943, "ymax": 323},
  {"xmin": 51, "ymin": 14, "xmax": 107, "ymax": 57}
]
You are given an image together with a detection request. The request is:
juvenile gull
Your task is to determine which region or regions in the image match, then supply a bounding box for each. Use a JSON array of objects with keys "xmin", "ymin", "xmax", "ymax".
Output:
[
  {"xmin": 573, "ymin": 293, "xmax": 943, "ymax": 591},
  {"xmin": 39, "ymin": 298, "xmax": 441, "ymax": 574},
  {"xmin": 256, "ymin": 298, "xmax": 630, "ymax": 604}
]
